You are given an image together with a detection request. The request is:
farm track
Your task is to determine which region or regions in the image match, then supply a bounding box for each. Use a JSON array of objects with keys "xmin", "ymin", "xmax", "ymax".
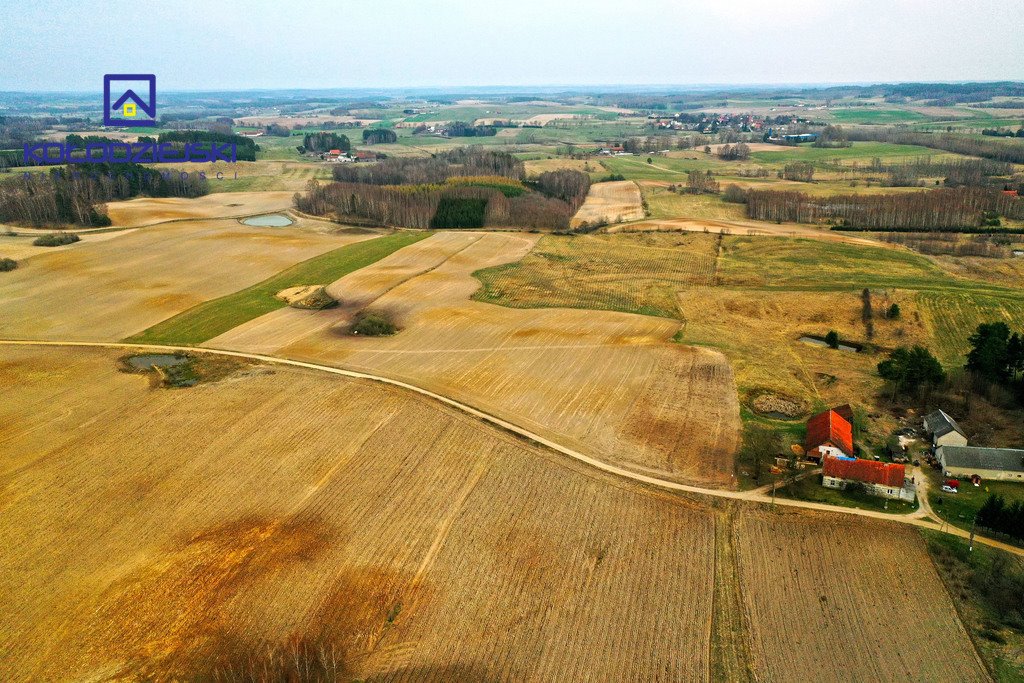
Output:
[{"xmin": 3, "ymin": 338, "xmax": 1023, "ymax": 560}]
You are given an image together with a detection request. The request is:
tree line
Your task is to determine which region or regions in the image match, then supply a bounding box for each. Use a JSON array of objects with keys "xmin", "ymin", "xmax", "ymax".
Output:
[
  {"xmin": 746, "ymin": 187, "xmax": 1024, "ymax": 230},
  {"xmin": 301, "ymin": 132, "xmax": 351, "ymax": 153},
  {"xmin": 333, "ymin": 148, "xmax": 524, "ymax": 185},
  {"xmin": 362, "ymin": 129, "xmax": 397, "ymax": 145},
  {"xmin": 157, "ymin": 130, "xmax": 259, "ymax": 161},
  {"xmin": 847, "ymin": 127, "xmax": 1024, "ymax": 165},
  {"xmin": 0, "ymin": 162, "xmax": 207, "ymax": 227}
]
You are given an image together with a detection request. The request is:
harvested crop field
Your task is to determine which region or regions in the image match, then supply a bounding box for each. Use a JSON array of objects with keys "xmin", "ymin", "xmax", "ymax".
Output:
[
  {"xmin": 474, "ymin": 231, "xmax": 719, "ymax": 318},
  {"xmin": 106, "ymin": 191, "xmax": 295, "ymax": 226},
  {"xmin": 733, "ymin": 507, "xmax": 988, "ymax": 682},
  {"xmin": 0, "ymin": 219, "xmax": 370, "ymax": 341},
  {"xmin": 210, "ymin": 231, "xmax": 740, "ymax": 487},
  {"xmin": 0, "ymin": 344, "xmax": 717, "ymax": 681},
  {"xmin": 0, "ymin": 346, "xmax": 989, "ymax": 680},
  {"xmin": 569, "ymin": 180, "xmax": 644, "ymax": 228}
]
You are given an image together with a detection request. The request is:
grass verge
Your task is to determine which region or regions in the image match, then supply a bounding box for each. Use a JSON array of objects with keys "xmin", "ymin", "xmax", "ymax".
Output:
[{"xmin": 126, "ymin": 231, "xmax": 430, "ymax": 345}]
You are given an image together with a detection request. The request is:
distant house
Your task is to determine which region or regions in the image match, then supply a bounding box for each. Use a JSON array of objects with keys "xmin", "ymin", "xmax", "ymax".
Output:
[
  {"xmin": 781, "ymin": 133, "xmax": 818, "ymax": 143},
  {"xmin": 938, "ymin": 446, "xmax": 1024, "ymax": 481},
  {"xmin": 354, "ymin": 150, "xmax": 378, "ymax": 162},
  {"xmin": 822, "ymin": 457, "xmax": 911, "ymax": 501},
  {"xmin": 805, "ymin": 407, "xmax": 854, "ymax": 462},
  {"xmin": 923, "ymin": 409, "xmax": 968, "ymax": 448},
  {"xmin": 1003, "ymin": 189, "xmax": 1019, "ymax": 197}
]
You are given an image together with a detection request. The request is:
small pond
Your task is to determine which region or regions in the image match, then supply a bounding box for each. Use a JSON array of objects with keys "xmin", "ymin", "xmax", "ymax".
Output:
[
  {"xmin": 799, "ymin": 335, "xmax": 861, "ymax": 353},
  {"xmin": 126, "ymin": 354, "xmax": 189, "ymax": 370},
  {"xmin": 242, "ymin": 214, "xmax": 294, "ymax": 227}
]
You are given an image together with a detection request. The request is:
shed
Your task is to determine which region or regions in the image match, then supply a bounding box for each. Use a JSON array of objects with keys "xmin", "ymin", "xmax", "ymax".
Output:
[{"xmin": 923, "ymin": 409, "xmax": 968, "ymax": 448}]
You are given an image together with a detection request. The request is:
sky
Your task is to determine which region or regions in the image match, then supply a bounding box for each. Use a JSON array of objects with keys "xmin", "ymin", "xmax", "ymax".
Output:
[{"xmin": 1, "ymin": 0, "xmax": 1022, "ymax": 91}]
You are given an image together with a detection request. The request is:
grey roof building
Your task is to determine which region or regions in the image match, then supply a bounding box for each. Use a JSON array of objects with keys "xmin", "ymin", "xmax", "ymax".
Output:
[
  {"xmin": 938, "ymin": 446, "xmax": 1024, "ymax": 480},
  {"xmin": 923, "ymin": 409, "xmax": 968, "ymax": 448}
]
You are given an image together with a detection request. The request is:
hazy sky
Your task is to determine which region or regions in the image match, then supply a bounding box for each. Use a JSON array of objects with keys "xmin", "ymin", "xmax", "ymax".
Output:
[{"xmin": 1, "ymin": 0, "xmax": 1022, "ymax": 91}]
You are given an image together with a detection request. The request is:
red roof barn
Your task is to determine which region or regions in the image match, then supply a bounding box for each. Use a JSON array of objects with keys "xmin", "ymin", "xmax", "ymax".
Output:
[
  {"xmin": 805, "ymin": 408, "xmax": 854, "ymax": 461},
  {"xmin": 824, "ymin": 457, "xmax": 906, "ymax": 489}
]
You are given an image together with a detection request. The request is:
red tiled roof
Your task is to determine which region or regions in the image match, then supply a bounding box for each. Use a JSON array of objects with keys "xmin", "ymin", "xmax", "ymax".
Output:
[
  {"xmin": 806, "ymin": 408, "xmax": 854, "ymax": 457},
  {"xmin": 824, "ymin": 457, "xmax": 905, "ymax": 488},
  {"xmin": 1003, "ymin": 190, "xmax": 1018, "ymax": 197}
]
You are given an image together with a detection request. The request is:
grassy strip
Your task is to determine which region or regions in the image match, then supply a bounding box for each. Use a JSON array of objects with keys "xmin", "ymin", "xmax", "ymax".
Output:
[{"xmin": 126, "ymin": 231, "xmax": 430, "ymax": 345}]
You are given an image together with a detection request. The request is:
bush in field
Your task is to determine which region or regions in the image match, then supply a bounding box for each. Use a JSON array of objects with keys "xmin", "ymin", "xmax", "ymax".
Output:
[
  {"xmin": 351, "ymin": 312, "xmax": 396, "ymax": 336},
  {"xmin": 0, "ymin": 257, "xmax": 16, "ymax": 271},
  {"xmin": 32, "ymin": 232, "xmax": 80, "ymax": 247}
]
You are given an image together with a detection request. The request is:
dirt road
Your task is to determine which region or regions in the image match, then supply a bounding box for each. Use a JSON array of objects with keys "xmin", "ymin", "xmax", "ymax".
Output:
[{"xmin": 2, "ymin": 339, "xmax": 1021, "ymax": 559}]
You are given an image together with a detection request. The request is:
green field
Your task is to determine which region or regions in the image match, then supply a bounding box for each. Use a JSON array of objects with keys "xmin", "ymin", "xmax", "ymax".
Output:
[
  {"xmin": 126, "ymin": 231, "xmax": 430, "ymax": 345},
  {"xmin": 748, "ymin": 141, "xmax": 943, "ymax": 165},
  {"xmin": 917, "ymin": 291, "xmax": 1024, "ymax": 364},
  {"xmin": 830, "ymin": 108, "xmax": 928, "ymax": 124}
]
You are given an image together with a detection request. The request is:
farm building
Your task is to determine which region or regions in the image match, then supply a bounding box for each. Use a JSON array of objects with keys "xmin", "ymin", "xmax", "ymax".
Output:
[
  {"xmin": 938, "ymin": 446, "xmax": 1024, "ymax": 481},
  {"xmin": 923, "ymin": 409, "xmax": 968, "ymax": 448},
  {"xmin": 822, "ymin": 456, "xmax": 912, "ymax": 501},
  {"xmin": 804, "ymin": 407, "xmax": 854, "ymax": 462}
]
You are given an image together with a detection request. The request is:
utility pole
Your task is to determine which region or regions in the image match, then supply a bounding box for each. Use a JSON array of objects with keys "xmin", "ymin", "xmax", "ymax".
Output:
[
  {"xmin": 969, "ymin": 516, "xmax": 976, "ymax": 553},
  {"xmin": 772, "ymin": 479, "xmax": 777, "ymax": 509}
]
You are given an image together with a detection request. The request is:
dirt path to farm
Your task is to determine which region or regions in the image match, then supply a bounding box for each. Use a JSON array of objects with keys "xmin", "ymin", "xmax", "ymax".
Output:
[{"xmin": 2, "ymin": 338, "xmax": 1021, "ymax": 560}]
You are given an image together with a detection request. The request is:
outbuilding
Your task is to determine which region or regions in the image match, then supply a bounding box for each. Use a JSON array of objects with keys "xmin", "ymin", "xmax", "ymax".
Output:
[
  {"xmin": 938, "ymin": 446, "xmax": 1024, "ymax": 481},
  {"xmin": 923, "ymin": 409, "xmax": 968, "ymax": 448}
]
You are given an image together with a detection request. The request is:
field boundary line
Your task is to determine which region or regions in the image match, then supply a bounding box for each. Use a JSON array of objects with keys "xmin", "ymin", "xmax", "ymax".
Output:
[{"xmin": 2, "ymin": 338, "xmax": 1023, "ymax": 559}]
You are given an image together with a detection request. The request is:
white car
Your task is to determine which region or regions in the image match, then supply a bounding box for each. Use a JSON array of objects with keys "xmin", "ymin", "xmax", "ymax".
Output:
[{"xmin": 941, "ymin": 485, "xmax": 958, "ymax": 494}]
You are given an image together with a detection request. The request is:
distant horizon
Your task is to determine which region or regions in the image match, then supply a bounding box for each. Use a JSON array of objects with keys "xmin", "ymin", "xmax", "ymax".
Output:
[
  {"xmin": 3, "ymin": 79, "xmax": 1024, "ymax": 97},
  {"xmin": 2, "ymin": 1, "xmax": 1023, "ymax": 91}
]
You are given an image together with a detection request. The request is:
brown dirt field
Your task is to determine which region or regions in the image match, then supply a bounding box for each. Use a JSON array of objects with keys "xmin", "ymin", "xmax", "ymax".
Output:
[
  {"xmin": 0, "ymin": 229, "xmax": 139, "ymax": 262},
  {"xmin": 210, "ymin": 232, "xmax": 741, "ymax": 488},
  {"xmin": 106, "ymin": 191, "xmax": 295, "ymax": 226},
  {"xmin": 0, "ymin": 344, "xmax": 716, "ymax": 681},
  {"xmin": 0, "ymin": 219, "xmax": 369, "ymax": 341},
  {"xmin": 570, "ymin": 180, "xmax": 645, "ymax": 228},
  {"xmin": 734, "ymin": 506, "xmax": 989, "ymax": 682},
  {"xmin": 0, "ymin": 346, "xmax": 989, "ymax": 680},
  {"xmin": 523, "ymin": 157, "xmax": 595, "ymax": 177}
]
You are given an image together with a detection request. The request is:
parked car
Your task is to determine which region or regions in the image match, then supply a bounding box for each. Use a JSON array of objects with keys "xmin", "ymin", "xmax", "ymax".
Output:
[{"xmin": 941, "ymin": 485, "xmax": 958, "ymax": 494}]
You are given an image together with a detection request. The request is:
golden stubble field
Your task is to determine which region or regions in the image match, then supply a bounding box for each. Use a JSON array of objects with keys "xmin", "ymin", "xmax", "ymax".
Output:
[
  {"xmin": 210, "ymin": 231, "xmax": 741, "ymax": 488},
  {"xmin": 569, "ymin": 180, "xmax": 645, "ymax": 228},
  {"xmin": 0, "ymin": 345, "xmax": 989, "ymax": 681},
  {"xmin": 0, "ymin": 216, "xmax": 372, "ymax": 341},
  {"xmin": 106, "ymin": 190, "xmax": 296, "ymax": 226}
]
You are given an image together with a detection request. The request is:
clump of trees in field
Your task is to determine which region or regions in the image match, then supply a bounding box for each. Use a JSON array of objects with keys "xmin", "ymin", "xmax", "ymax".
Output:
[
  {"xmin": 716, "ymin": 143, "xmax": 750, "ymax": 160},
  {"xmin": 686, "ymin": 170, "xmax": 719, "ymax": 194},
  {"xmin": 875, "ymin": 157, "xmax": 1013, "ymax": 188},
  {"xmin": 814, "ymin": 125, "xmax": 851, "ymax": 148},
  {"xmin": 301, "ymin": 132, "xmax": 351, "ymax": 153},
  {"xmin": 0, "ymin": 162, "xmax": 207, "ymax": 227},
  {"xmin": 782, "ymin": 162, "xmax": 815, "ymax": 182},
  {"xmin": 877, "ymin": 345, "xmax": 946, "ymax": 398},
  {"xmin": 362, "ymin": 128, "xmax": 397, "ymax": 145},
  {"xmin": 966, "ymin": 322, "xmax": 1024, "ymax": 388},
  {"xmin": 0, "ymin": 257, "xmax": 16, "ymax": 271},
  {"xmin": 32, "ymin": 232, "xmax": 80, "ymax": 247},
  {"xmin": 351, "ymin": 312, "xmax": 397, "ymax": 336},
  {"xmin": 746, "ymin": 187, "xmax": 1024, "ymax": 231},
  {"xmin": 296, "ymin": 147, "xmax": 589, "ymax": 229},
  {"xmin": 447, "ymin": 121, "xmax": 497, "ymax": 137}
]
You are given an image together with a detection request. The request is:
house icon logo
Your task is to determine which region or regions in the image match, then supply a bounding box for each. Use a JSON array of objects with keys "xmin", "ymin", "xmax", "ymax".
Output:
[{"xmin": 103, "ymin": 74, "xmax": 156, "ymax": 127}]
